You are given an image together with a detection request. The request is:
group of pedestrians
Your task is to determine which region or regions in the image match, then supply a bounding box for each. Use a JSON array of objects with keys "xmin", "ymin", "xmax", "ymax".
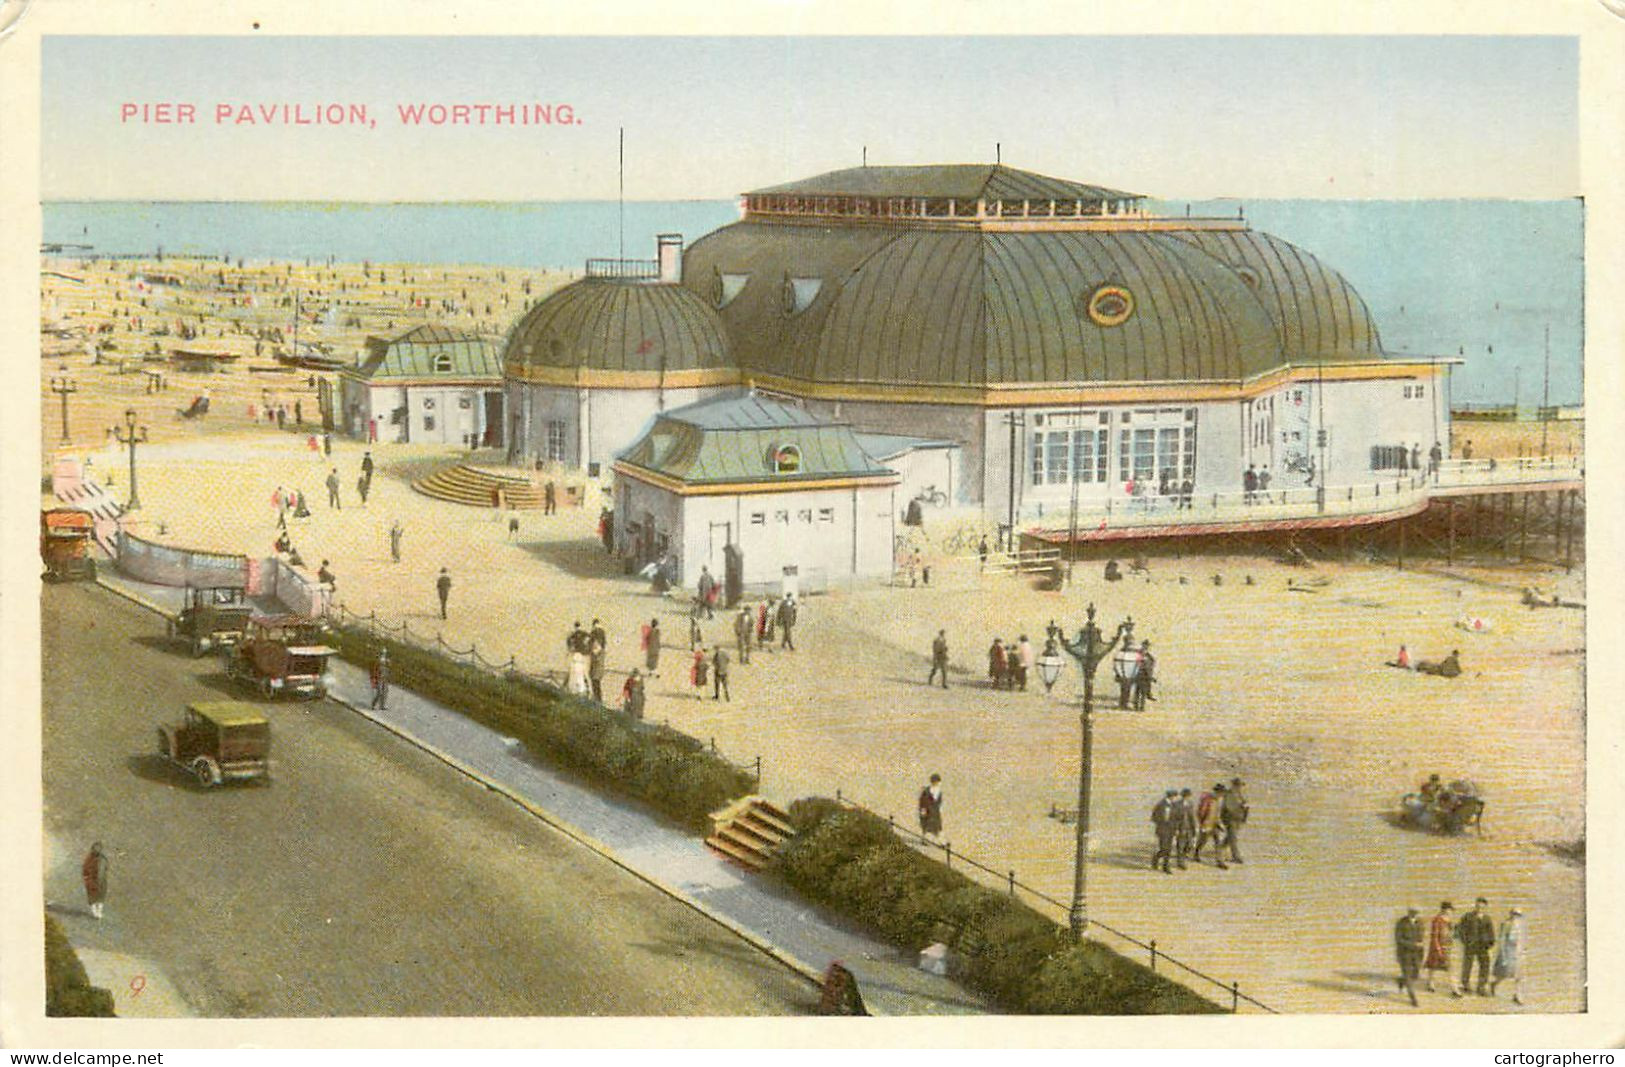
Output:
[
  {"xmin": 1149, "ymin": 779, "xmax": 1249, "ymax": 872},
  {"xmin": 1394, "ymin": 898, "xmax": 1525, "ymax": 1007},
  {"xmin": 986, "ymin": 634, "xmax": 1037, "ymax": 690},
  {"xmin": 1242, "ymin": 464, "xmax": 1273, "ymax": 504},
  {"xmin": 683, "ymin": 595, "xmax": 803, "ymax": 702},
  {"xmin": 322, "ymin": 451, "xmax": 375, "ymax": 510}
]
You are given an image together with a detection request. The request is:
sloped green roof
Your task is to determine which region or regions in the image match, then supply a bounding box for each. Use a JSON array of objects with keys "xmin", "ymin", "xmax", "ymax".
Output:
[
  {"xmin": 357, "ymin": 324, "xmax": 500, "ymax": 380},
  {"xmin": 750, "ymin": 164, "xmax": 1140, "ymax": 203},
  {"xmin": 503, "ymin": 279, "xmax": 731, "ymax": 374},
  {"xmin": 618, "ymin": 393, "xmax": 894, "ymax": 485}
]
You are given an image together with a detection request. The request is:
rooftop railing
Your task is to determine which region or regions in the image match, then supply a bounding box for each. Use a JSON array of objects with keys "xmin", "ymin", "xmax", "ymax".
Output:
[{"xmin": 585, "ymin": 257, "xmax": 660, "ymax": 280}]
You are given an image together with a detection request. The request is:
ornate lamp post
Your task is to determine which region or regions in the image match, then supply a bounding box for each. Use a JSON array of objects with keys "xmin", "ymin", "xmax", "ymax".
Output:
[
  {"xmin": 109, "ymin": 407, "xmax": 149, "ymax": 510},
  {"xmin": 1057, "ymin": 603, "xmax": 1133, "ymax": 941},
  {"xmin": 1036, "ymin": 638, "xmax": 1065, "ymax": 694},
  {"xmin": 49, "ymin": 365, "xmax": 78, "ymax": 444}
]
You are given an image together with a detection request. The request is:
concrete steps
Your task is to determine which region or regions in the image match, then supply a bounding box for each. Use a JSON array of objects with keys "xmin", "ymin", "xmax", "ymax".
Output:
[
  {"xmin": 705, "ymin": 796, "xmax": 797, "ymax": 871},
  {"xmin": 411, "ymin": 464, "xmax": 548, "ymax": 509}
]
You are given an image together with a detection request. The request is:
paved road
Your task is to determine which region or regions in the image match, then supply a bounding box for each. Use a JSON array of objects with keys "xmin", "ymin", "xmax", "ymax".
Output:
[{"xmin": 42, "ymin": 582, "xmax": 817, "ymax": 1016}]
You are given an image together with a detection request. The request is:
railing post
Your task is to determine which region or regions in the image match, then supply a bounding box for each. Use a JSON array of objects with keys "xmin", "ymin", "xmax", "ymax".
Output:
[
  {"xmin": 1231, "ymin": 981, "xmax": 1240, "ymax": 1013},
  {"xmin": 754, "ymin": 755, "xmax": 762, "ymax": 781},
  {"xmin": 836, "ymin": 787, "xmax": 842, "ymax": 803},
  {"xmin": 944, "ymin": 842, "xmax": 952, "ymax": 867},
  {"xmin": 1149, "ymin": 939, "xmax": 1157, "ymax": 971},
  {"xmin": 1008, "ymin": 870, "xmax": 1017, "ymax": 896}
]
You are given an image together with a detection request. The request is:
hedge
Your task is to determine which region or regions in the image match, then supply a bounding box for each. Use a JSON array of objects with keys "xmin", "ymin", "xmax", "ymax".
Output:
[
  {"xmin": 45, "ymin": 913, "xmax": 115, "ymax": 1017},
  {"xmin": 329, "ymin": 624, "xmax": 756, "ymax": 832},
  {"xmin": 779, "ymin": 798, "xmax": 1223, "ymax": 1014}
]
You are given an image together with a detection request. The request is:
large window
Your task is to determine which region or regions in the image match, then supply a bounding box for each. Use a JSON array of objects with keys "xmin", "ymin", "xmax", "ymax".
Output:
[
  {"xmin": 1029, "ymin": 415, "xmax": 1108, "ymax": 486},
  {"xmin": 545, "ymin": 419, "xmax": 567, "ymax": 463}
]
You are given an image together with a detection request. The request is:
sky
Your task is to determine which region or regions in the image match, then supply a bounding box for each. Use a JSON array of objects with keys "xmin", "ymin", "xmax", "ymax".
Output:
[{"xmin": 40, "ymin": 35, "xmax": 1579, "ymax": 202}]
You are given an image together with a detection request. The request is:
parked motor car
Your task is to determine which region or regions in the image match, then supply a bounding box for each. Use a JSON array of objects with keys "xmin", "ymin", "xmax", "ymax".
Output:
[
  {"xmin": 168, "ymin": 585, "xmax": 252, "ymax": 657},
  {"xmin": 156, "ymin": 701, "xmax": 271, "ymax": 787},
  {"xmin": 223, "ymin": 616, "xmax": 337, "ymax": 699}
]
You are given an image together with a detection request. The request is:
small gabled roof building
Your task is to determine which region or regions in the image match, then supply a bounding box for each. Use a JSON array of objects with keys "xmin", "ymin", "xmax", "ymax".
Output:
[
  {"xmin": 612, "ymin": 392, "xmax": 902, "ymax": 592},
  {"xmin": 340, "ymin": 324, "xmax": 507, "ymax": 447}
]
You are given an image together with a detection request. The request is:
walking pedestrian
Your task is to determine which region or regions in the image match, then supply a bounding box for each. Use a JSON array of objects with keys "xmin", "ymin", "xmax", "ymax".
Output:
[
  {"xmin": 1193, "ymin": 783, "xmax": 1229, "ymax": 868},
  {"xmin": 1490, "ymin": 907, "xmax": 1525, "ymax": 1004},
  {"xmin": 356, "ymin": 473, "xmax": 370, "ymax": 505},
  {"xmin": 1174, "ymin": 787, "xmax": 1196, "ymax": 868},
  {"xmin": 1015, "ymin": 634, "xmax": 1034, "ymax": 692},
  {"xmin": 389, "ymin": 520, "xmax": 403, "ymax": 563},
  {"xmin": 697, "ymin": 566, "xmax": 716, "ymax": 619},
  {"xmin": 370, "ymin": 649, "xmax": 390, "ymax": 709},
  {"xmin": 977, "ymin": 535, "xmax": 989, "ymax": 571},
  {"xmin": 642, "ymin": 617, "xmax": 662, "ymax": 676},
  {"xmin": 1221, "ymin": 777, "xmax": 1249, "ymax": 864},
  {"xmin": 762, "ymin": 596, "xmax": 777, "ymax": 650},
  {"xmin": 1151, "ymin": 790, "xmax": 1179, "ymax": 873},
  {"xmin": 988, "ymin": 637, "xmax": 1007, "ymax": 690},
  {"xmin": 918, "ymin": 774, "xmax": 944, "ymax": 838},
  {"xmin": 294, "ymin": 399, "xmax": 303, "ymax": 426},
  {"xmin": 1425, "ymin": 901, "xmax": 1456, "ymax": 993},
  {"xmin": 567, "ymin": 650, "xmax": 590, "ymax": 696},
  {"xmin": 436, "ymin": 567, "xmax": 451, "ymax": 619},
  {"xmin": 588, "ymin": 642, "xmax": 607, "ymax": 703},
  {"xmin": 1456, "ymin": 898, "xmax": 1496, "ymax": 997},
  {"xmin": 81, "ymin": 842, "xmax": 108, "ymax": 920},
  {"xmin": 690, "ymin": 647, "xmax": 708, "ymax": 700},
  {"xmin": 688, "ymin": 605, "xmax": 704, "ymax": 651},
  {"xmin": 1133, "ymin": 640, "xmax": 1157, "ymax": 710},
  {"xmin": 778, "ymin": 594, "xmax": 798, "ymax": 650},
  {"xmin": 1243, "ymin": 464, "xmax": 1258, "ymax": 504},
  {"xmin": 272, "ymin": 485, "xmax": 288, "ymax": 529},
  {"xmin": 361, "ymin": 450, "xmax": 374, "ymax": 484},
  {"xmin": 323, "ymin": 431, "xmax": 332, "ymax": 457},
  {"xmin": 927, "ymin": 629, "xmax": 950, "ymax": 688},
  {"xmin": 325, "ymin": 467, "xmax": 342, "ymax": 508},
  {"xmin": 1395, "ymin": 908, "xmax": 1425, "ymax": 1006},
  {"xmin": 621, "ymin": 669, "xmax": 646, "ymax": 720},
  {"xmin": 317, "ymin": 559, "xmax": 336, "ymax": 590},
  {"xmin": 734, "ymin": 605, "xmax": 753, "ymax": 664},
  {"xmin": 711, "ymin": 646, "xmax": 730, "ymax": 701},
  {"xmin": 590, "ymin": 618, "xmax": 608, "ymax": 658}
]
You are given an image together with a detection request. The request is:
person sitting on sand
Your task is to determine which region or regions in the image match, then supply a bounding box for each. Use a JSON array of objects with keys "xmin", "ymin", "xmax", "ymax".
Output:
[
  {"xmin": 1415, "ymin": 650, "xmax": 1462, "ymax": 678},
  {"xmin": 1419, "ymin": 773, "xmax": 1443, "ymax": 800},
  {"xmin": 1387, "ymin": 644, "xmax": 1412, "ymax": 670},
  {"xmin": 1104, "ymin": 559, "xmax": 1122, "ymax": 582}
]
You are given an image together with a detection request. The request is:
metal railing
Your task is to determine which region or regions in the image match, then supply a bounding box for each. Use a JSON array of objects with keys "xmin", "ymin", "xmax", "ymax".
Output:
[
  {"xmin": 832, "ymin": 788, "xmax": 1279, "ymax": 1014},
  {"xmin": 330, "ymin": 603, "xmax": 763, "ymax": 780},
  {"xmin": 585, "ymin": 257, "xmax": 660, "ymax": 280}
]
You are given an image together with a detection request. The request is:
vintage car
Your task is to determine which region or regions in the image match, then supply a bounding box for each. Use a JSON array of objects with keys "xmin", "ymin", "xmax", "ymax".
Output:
[
  {"xmin": 40, "ymin": 508, "xmax": 98, "ymax": 582},
  {"xmin": 223, "ymin": 616, "xmax": 337, "ymax": 699},
  {"xmin": 156, "ymin": 701, "xmax": 271, "ymax": 787},
  {"xmin": 167, "ymin": 585, "xmax": 253, "ymax": 657}
]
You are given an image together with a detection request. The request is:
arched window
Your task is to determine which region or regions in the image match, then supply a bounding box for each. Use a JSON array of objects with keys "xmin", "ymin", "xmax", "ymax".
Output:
[{"xmin": 433, "ymin": 353, "xmax": 453, "ymax": 373}]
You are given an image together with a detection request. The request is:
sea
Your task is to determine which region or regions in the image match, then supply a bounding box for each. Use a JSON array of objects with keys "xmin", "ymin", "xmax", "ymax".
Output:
[{"xmin": 41, "ymin": 198, "xmax": 1583, "ymax": 407}]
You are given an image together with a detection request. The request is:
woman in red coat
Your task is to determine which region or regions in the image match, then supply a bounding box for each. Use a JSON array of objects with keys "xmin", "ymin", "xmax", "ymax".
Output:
[{"xmin": 1425, "ymin": 901, "xmax": 1456, "ymax": 992}]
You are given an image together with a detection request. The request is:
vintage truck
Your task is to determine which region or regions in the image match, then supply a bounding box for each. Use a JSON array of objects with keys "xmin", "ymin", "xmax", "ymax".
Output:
[
  {"xmin": 223, "ymin": 616, "xmax": 337, "ymax": 699},
  {"xmin": 40, "ymin": 508, "xmax": 98, "ymax": 582}
]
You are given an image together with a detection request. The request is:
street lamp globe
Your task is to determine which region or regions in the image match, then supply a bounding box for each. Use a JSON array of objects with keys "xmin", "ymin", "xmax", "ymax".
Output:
[{"xmin": 1036, "ymin": 646, "xmax": 1064, "ymax": 693}]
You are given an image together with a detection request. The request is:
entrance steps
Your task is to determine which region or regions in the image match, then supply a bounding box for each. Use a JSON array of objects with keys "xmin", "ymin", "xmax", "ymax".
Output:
[
  {"xmin": 411, "ymin": 463, "xmax": 548, "ymax": 509},
  {"xmin": 705, "ymin": 796, "xmax": 796, "ymax": 871}
]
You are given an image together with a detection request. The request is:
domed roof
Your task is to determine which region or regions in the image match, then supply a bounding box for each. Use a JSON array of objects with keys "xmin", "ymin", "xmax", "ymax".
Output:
[
  {"xmin": 680, "ymin": 219, "xmax": 1380, "ymax": 389},
  {"xmin": 503, "ymin": 278, "xmax": 731, "ymax": 376}
]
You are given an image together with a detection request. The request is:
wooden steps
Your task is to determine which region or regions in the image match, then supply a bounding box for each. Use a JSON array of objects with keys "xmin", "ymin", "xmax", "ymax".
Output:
[
  {"xmin": 411, "ymin": 464, "xmax": 548, "ymax": 509},
  {"xmin": 705, "ymin": 796, "xmax": 796, "ymax": 871}
]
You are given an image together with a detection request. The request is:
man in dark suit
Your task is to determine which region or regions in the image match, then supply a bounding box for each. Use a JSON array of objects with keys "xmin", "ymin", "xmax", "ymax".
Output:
[
  {"xmin": 1221, "ymin": 778, "xmax": 1250, "ymax": 864},
  {"xmin": 711, "ymin": 646, "xmax": 731, "ymax": 702},
  {"xmin": 1174, "ymin": 787, "xmax": 1196, "ymax": 868},
  {"xmin": 1456, "ymin": 897, "xmax": 1497, "ymax": 996},
  {"xmin": 1133, "ymin": 640, "xmax": 1156, "ymax": 710},
  {"xmin": 1394, "ymin": 908, "xmax": 1424, "ymax": 1006},
  {"xmin": 1151, "ymin": 790, "xmax": 1179, "ymax": 873},
  {"xmin": 927, "ymin": 630, "xmax": 949, "ymax": 688}
]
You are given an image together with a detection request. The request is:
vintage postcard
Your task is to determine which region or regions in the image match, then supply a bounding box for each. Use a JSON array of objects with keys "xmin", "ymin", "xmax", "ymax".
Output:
[{"xmin": 3, "ymin": 1, "xmax": 1622, "ymax": 1051}]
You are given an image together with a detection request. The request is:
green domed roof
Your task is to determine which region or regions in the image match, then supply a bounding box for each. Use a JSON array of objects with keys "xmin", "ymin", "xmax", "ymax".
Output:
[{"xmin": 503, "ymin": 279, "xmax": 731, "ymax": 376}]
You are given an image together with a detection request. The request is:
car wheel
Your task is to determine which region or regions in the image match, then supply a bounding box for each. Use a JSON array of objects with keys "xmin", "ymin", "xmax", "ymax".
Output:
[{"xmin": 192, "ymin": 757, "xmax": 219, "ymax": 787}]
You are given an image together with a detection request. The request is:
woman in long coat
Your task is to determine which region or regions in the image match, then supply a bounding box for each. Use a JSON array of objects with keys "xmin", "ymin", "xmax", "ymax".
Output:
[
  {"xmin": 82, "ymin": 842, "xmax": 108, "ymax": 920},
  {"xmin": 988, "ymin": 638, "xmax": 1007, "ymax": 689},
  {"xmin": 566, "ymin": 651, "xmax": 589, "ymax": 696},
  {"xmin": 1425, "ymin": 902, "xmax": 1455, "ymax": 992},
  {"xmin": 1491, "ymin": 907, "xmax": 1525, "ymax": 1004},
  {"xmin": 690, "ymin": 648, "xmax": 708, "ymax": 700},
  {"xmin": 642, "ymin": 619, "xmax": 661, "ymax": 675}
]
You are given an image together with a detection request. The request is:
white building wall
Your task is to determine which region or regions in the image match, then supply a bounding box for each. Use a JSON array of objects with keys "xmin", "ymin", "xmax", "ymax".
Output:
[
  {"xmin": 879, "ymin": 446, "xmax": 960, "ymax": 518},
  {"xmin": 1321, "ymin": 377, "xmax": 1449, "ymax": 485},
  {"xmin": 617, "ymin": 479, "xmax": 897, "ymax": 592},
  {"xmin": 510, "ymin": 383, "xmax": 733, "ymax": 471}
]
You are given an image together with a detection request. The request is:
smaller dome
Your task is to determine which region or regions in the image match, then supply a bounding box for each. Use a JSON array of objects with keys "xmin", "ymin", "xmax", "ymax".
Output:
[{"xmin": 503, "ymin": 279, "xmax": 732, "ymax": 376}]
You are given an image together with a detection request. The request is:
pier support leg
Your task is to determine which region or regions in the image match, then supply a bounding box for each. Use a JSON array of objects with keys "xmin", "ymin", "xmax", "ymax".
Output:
[
  {"xmin": 1397, "ymin": 515, "xmax": 1406, "ymax": 571},
  {"xmin": 1447, "ymin": 498, "xmax": 1455, "ymax": 565},
  {"xmin": 1520, "ymin": 493, "xmax": 1530, "ymax": 561}
]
